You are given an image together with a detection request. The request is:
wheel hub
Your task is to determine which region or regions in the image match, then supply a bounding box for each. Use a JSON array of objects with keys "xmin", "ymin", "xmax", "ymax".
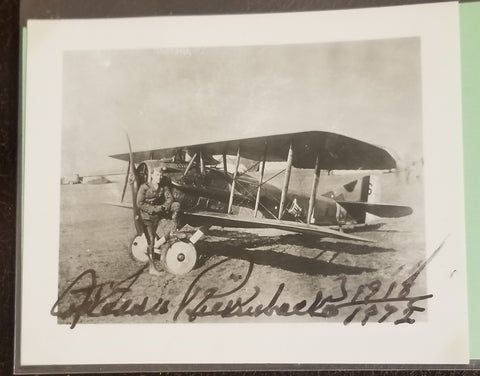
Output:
[{"xmin": 162, "ymin": 241, "xmax": 197, "ymax": 275}]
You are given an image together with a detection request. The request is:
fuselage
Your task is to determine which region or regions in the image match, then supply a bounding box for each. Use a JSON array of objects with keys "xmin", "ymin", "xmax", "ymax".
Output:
[{"xmin": 135, "ymin": 161, "xmax": 354, "ymax": 226}]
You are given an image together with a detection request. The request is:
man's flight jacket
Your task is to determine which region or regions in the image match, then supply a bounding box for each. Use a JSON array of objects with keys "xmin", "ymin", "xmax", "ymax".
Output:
[{"xmin": 136, "ymin": 178, "xmax": 173, "ymax": 221}]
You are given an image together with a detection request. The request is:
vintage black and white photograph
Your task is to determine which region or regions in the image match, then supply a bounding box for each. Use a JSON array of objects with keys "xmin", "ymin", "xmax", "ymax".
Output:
[
  {"xmin": 19, "ymin": 4, "xmax": 469, "ymax": 367},
  {"xmin": 56, "ymin": 38, "xmax": 428, "ymax": 326}
]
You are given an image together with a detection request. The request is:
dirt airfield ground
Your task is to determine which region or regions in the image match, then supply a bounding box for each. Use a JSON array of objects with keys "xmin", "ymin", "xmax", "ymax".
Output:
[{"xmin": 57, "ymin": 170, "xmax": 427, "ymax": 326}]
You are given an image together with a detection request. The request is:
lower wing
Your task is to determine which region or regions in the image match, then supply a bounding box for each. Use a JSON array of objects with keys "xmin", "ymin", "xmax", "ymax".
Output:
[
  {"xmin": 104, "ymin": 203, "xmax": 372, "ymax": 242},
  {"xmin": 183, "ymin": 211, "xmax": 372, "ymax": 242}
]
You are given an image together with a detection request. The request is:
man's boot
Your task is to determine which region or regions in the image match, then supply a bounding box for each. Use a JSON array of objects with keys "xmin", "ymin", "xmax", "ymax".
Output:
[{"xmin": 147, "ymin": 247, "xmax": 161, "ymax": 276}]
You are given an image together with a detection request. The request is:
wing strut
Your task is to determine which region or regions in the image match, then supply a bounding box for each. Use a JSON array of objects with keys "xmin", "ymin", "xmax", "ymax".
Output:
[
  {"xmin": 254, "ymin": 141, "xmax": 267, "ymax": 217},
  {"xmin": 199, "ymin": 151, "xmax": 205, "ymax": 174},
  {"xmin": 278, "ymin": 142, "xmax": 293, "ymax": 219},
  {"xmin": 222, "ymin": 153, "xmax": 228, "ymax": 175},
  {"xmin": 183, "ymin": 152, "xmax": 197, "ymax": 176},
  {"xmin": 307, "ymin": 152, "xmax": 321, "ymax": 224},
  {"xmin": 227, "ymin": 146, "xmax": 241, "ymax": 213}
]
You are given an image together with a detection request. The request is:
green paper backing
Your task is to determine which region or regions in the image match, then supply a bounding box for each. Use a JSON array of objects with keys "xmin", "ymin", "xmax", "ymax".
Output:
[{"xmin": 461, "ymin": 0, "xmax": 480, "ymax": 360}]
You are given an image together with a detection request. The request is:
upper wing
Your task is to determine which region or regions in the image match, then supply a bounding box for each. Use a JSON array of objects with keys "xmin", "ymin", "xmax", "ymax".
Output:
[
  {"xmin": 183, "ymin": 211, "xmax": 372, "ymax": 243},
  {"xmin": 110, "ymin": 131, "xmax": 397, "ymax": 170}
]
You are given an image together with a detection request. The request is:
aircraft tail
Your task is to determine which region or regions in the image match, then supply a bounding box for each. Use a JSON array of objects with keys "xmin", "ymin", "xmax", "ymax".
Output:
[
  {"xmin": 338, "ymin": 174, "xmax": 412, "ymax": 223},
  {"xmin": 337, "ymin": 201, "xmax": 412, "ymax": 222},
  {"xmin": 325, "ymin": 175, "xmax": 371, "ymax": 202},
  {"xmin": 363, "ymin": 175, "xmax": 378, "ymax": 223},
  {"xmin": 351, "ymin": 174, "xmax": 381, "ymax": 204}
]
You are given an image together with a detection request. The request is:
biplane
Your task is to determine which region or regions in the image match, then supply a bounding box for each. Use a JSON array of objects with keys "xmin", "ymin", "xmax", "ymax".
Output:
[{"xmin": 108, "ymin": 131, "xmax": 412, "ymax": 275}]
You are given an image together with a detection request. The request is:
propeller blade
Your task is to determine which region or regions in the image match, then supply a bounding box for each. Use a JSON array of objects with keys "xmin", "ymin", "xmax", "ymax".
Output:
[
  {"xmin": 121, "ymin": 158, "xmax": 130, "ymax": 203},
  {"xmin": 124, "ymin": 132, "xmax": 145, "ymax": 236}
]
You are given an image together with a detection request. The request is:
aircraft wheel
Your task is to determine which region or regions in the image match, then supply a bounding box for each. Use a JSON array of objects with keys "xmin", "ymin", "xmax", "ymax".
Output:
[
  {"xmin": 130, "ymin": 234, "xmax": 149, "ymax": 262},
  {"xmin": 161, "ymin": 241, "xmax": 197, "ymax": 275}
]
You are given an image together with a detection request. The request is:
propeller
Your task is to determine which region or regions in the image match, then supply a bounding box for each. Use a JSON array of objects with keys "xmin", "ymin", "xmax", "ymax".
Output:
[
  {"xmin": 124, "ymin": 132, "xmax": 144, "ymax": 236},
  {"xmin": 121, "ymin": 158, "xmax": 130, "ymax": 203}
]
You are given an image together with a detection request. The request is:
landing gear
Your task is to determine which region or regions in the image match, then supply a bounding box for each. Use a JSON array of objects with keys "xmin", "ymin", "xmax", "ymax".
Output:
[
  {"xmin": 130, "ymin": 218, "xmax": 177, "ymax": 263},
  {"xmin": 129, "ymin": 225, "xmax": 209, "ymax": 275},
  {"xmin": 130, "ymin": 234, "xmax": 198, "ymax": 275},
  {"xmin": 161, "ymin": 241, "xmax": 197, "ymax": 275},
  {"xmin": 131, "ymin": 234, "xmax": 149, "ymax": 262}
]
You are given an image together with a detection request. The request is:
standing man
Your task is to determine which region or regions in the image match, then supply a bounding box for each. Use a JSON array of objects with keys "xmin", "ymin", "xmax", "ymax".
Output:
[{"xmin": 136, "ymin": 166, "xmax": 181, "ymax": 275}]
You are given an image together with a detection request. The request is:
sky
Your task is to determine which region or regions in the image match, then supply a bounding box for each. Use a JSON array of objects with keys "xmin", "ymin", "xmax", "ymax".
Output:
[{"xmin": 61, "ymin": 37, "xmax": 422, "ymax": 176}]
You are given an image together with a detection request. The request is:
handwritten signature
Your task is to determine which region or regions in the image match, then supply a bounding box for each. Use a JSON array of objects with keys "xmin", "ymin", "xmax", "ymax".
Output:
[
  {"xmin": 51, "ymin": 265, "xmax": 170, "ymax": 329},
  {"xmin": 51, "ymin": 241, "xmax": 444, "ymax": 329}
]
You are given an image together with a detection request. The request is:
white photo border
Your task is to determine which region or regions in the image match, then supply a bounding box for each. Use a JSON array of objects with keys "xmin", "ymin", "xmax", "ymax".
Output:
[{"xmin": 20, "ymin": 1, "xmax": 468, "ymax": 367}]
